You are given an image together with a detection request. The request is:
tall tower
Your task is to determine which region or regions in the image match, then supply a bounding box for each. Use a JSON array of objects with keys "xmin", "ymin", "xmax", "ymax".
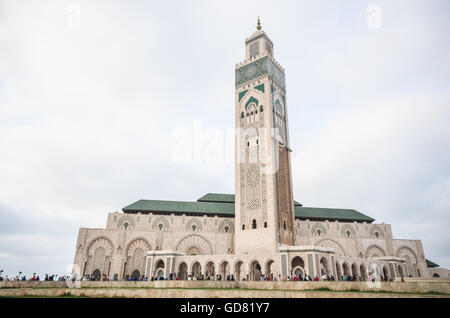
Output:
[{"xmin": 235, "ymin": 19, "xmax": 295, "ymax": 255}]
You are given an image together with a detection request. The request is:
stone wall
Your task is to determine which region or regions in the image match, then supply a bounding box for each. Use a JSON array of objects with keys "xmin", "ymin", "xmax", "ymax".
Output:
[{"xmin": 1, "ymin": 280, "xmax": 449, "ymax": 295}]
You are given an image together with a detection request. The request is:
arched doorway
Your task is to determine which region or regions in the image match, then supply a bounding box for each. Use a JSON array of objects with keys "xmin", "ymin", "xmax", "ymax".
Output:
[
  {"xmin": 131, "ymin": 269, "xmax": 140, "ymax": 281},
  {"xmin": 179, "ymin": 262, "xmax": 187, "ymax": 280},
  {"xmin": 192, "ymin": 262, "xmax": 201, "ymax": 279},
  {"xmin": 342, "ymin": 262, "xmax": 350, "ymax": 277},
  {"xmin": 265, "ymin": 260, "xmax": 274, "ymax": 279},
  {"xmin": 234, "ymin": 261, "xmax": 243, "ymax": 281},
  {"xmin": 292, "ymin": 266, "xmax": 305, "ymax": 279},
  {"xmin": 156, "ymin": 269, "xmax": 164, "ymax": 279},
  {"xmin": 206, "ymin": 262, "xmax": 215, "ymax": 278},
  {"xmin": 250, "ymin": 261, "xmax": 262, "ymax": 281},
  {"xmin": 92, "ymin": 269, "xmax": 101, "ymax": 281},
  {"xmin": 220, "ymin": 261, "xmax": 229, "ymax": 280},
  {"xmin": 291, "ymin": 256, "xmax": 305, "ymax": 279},
  {"xmin": 433, "ymin": 273, "xmax": 440, "ymax": 278},
  {"xmin": 154, "ymin": 260, "xmax": 165, "ymax": 279},
  {"xmin": 359, "ymin": 264, "xmax": 367, "ymax": 281},
  {"xmin": 320, "ymin": 257, "xmax": 329, "ymax": 276}
]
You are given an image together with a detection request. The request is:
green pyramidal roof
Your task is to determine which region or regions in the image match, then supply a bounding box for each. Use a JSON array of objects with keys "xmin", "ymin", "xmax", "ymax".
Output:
[{"xmin": 122, "ymin": 193, "xmax": 374, "ymax": 223}]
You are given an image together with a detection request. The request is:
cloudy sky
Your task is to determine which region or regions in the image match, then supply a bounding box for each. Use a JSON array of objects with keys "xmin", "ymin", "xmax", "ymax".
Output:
[{"xmin": 1, "ymin": 0, "xmax": 449, "ymax": 277}]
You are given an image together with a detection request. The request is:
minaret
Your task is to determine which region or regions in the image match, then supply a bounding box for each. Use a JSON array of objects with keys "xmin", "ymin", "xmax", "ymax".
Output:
[{"xmin": 235, "ymin": 19, "xmax": 295, "ymax": 255}]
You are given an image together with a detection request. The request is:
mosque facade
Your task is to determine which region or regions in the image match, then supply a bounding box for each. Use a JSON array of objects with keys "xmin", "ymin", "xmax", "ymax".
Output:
[{"xmin": 72, "ymin": 21, "xmax": 449, "ymax": 281}]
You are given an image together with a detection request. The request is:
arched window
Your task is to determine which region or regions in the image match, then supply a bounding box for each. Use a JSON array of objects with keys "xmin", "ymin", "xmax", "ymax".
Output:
[
  {"xmin": 158, "ymin": 223, "xmax": 164, "ymax": 231},
  {"xmin": 375, "ymin": 232, "xmax": 380, "ymax": 239},
  {"xmin": 241, "ymin": 112, "xmax": 244, "ymax": 119},
  {"xmin": 346, "ymin": 231, "xmax": 351, "ymax": 237},
  {"xmin": 260, "ymin": 105, "xmax": 264, "ymax": 112},
  {"xmin": 192, "ymin": 224, "xmax": 197, "ymax": 232},
  {"xmin": 264, "ymin": 222, "xmax": 267, "ymax": 228},
  {"xmin": 317, "ymin": 229, "xmax": 321, "ymax": 236},
  {"xmin": 242, "ymin": 224, "xmax": 245, "ymax": 230},
  {"xmin": 224, "ymin": 226, "xmax": 229, "ymax": 233},
  {"xmin": 252, "ymin": 219, "xmax": 257, "ymax": 229},
  {"xmin": 283, "ymin": 220, "xmax": 287, "ymax": 230},
  {"xmin": 124, "ymin": 222, "xmax": 129, "ymax": 230}
]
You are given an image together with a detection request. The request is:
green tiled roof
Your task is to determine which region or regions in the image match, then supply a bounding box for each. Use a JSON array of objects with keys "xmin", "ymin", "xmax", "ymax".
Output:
[
  {"xmin": 123, "ymin": 199, "xmax": 235, "ymax": 217},
  {"xmin": 426, "ymin": 259, "xmax": 439, "ymax": 268},
  {"xmin": 197, "ymin": 193, "xmax": 303, "ymax": 207},
  {"xmin": 294, "ymin": 207, "xmax": 374, "ymax": 223},
  {"xmin": 123, "ymin": 193, "xmax": 374, "ymax": 223},
  {"xmin": 197, "ymin": 193, "xmax": 236, "ymax": 204}
]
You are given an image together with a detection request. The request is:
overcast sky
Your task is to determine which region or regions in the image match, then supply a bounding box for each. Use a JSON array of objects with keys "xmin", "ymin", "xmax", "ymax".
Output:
[{"xmin": 1, "ymin": 0, "xmax": 449, "ymax": 277}]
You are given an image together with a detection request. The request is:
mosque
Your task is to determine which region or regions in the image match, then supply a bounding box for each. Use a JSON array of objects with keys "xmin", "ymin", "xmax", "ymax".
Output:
[{"xmin": 72, "ymin": 19, "xmax": 449, "ymax": 281}]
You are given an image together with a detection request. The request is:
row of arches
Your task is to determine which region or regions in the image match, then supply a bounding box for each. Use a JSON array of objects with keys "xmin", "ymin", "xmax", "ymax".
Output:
[
  {"xmin": 314, "ymin": 239, "xmax": 421, "ymax": 277},
  {"xmin": 308, "ymin": 223, "xmax": 386, "ymax": 239},
  {"xmin": 288, "ymin": 256, "xmax": 406, "ymax": 281},
  {"xmin": 175, "ymin": 258, "xmax": 275, "ymax": 281},
  {"xmin": 79, "ymin": 235, "xmax": 422, "ymax": 281},
  {"xmin": 80, "ymin": 235, "xmax": 217, "ymax": 280},
  {"xmin": 116, "ymin": 215, "xmax": 235, "ymax": 233}
]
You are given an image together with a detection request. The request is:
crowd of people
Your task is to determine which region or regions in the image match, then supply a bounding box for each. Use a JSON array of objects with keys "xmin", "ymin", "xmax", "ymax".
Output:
[
  {"xmin": 0, "ymin": 271, "xmax": 395, "ymax": 283},
  {"xmin": 0, "ymin": 273, "xmax": 71, "ymax": 282},
  {"xmin": 75, "ymin": 272, "xmax": 382, "ymax": 282}
]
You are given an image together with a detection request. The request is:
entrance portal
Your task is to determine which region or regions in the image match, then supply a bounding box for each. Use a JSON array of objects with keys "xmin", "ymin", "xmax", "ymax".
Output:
[
  {"xmin": 131, "ymin": 269, "xmax": 140, "ymax": 281},
  {"xmin": 92, "ymin": 269, "xmax": 101, "ymax": 281}
]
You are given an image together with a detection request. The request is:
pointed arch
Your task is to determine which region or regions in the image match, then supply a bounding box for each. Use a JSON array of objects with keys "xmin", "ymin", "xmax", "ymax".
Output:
[
  {"xmin": 176, "ymin": 234, "xmax": 212, "ymax": 255},
  {"xmin": 245, "ymin": 96, "xmax": 259, "ymax": 109},
  {"xmin": 315, "ymin": 238, "xmax": 346, "ymax": 256},
  {"xmin": 240, "ymin": 87, "xmax": 265, "ymax": 112},
  {"xmin": 125, "ymin": 238, "xmax": 151, "ymax": 256},
  {"xmin": 185, "ymin": 218, "xmax": 202, "ymax": 232},
  {"xmin": 365, "ymin": 244, "xmax": 386, "ymax": 259}
]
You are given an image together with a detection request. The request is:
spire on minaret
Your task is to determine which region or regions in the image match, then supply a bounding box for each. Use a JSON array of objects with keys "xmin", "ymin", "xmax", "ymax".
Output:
[{"xmin": 256, "ymin": 17, "xmax": 261, "ymax": 30}]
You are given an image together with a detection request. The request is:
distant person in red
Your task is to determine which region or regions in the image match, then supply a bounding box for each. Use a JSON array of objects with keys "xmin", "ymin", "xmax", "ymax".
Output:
[{"xmin": 314, "ymin": 276, "xmax": 319, "ymax": 281}]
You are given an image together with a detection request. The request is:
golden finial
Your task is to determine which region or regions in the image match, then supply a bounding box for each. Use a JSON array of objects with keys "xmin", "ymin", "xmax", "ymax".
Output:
[{"xmin": 257, "ymin": 17, "xmax": 261, "ymax": 30}]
